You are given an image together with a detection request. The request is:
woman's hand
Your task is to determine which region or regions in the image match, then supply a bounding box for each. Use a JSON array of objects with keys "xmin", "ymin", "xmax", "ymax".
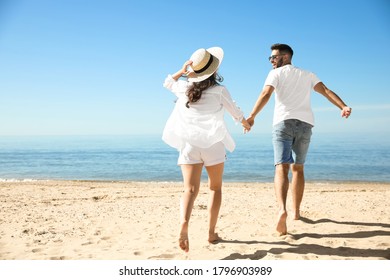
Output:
[
  {"xmin": 181, "ymin": 60, "xmax": 193, "ymax": 75},
  {"xmin": 172, "ymin": 60, "xmax": 193, "ymax": 80}
]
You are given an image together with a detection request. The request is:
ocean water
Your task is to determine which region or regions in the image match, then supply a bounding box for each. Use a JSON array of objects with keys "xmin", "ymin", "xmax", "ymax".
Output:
[{"xmin": 0, "ymin": 133, "xmax": 389, "ymax": 183}]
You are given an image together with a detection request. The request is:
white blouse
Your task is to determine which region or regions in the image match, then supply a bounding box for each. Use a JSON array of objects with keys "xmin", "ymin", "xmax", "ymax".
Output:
[{"xmin": 162, "ymin": 75, "xmax": 244, "ymax": 152}]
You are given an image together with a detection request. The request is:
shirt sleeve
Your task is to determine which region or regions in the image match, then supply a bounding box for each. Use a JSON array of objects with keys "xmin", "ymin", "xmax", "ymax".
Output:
[
  {"xmin": 220, "ymin": 87, "xmax": 244, "ymax": 123},
  {"xmin": 163, "ymin": 75, "xmax": 189, "ymax": 97},
  {"xmin": 310, "ymin": 72, "xmax": 321, "ymax": 88},
  {"xmin": 264, "ymin": 69, "xmax": 278, "ymax": 88}
]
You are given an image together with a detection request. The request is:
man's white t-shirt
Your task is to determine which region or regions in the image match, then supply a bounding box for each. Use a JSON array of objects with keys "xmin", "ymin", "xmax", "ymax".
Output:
[{"xmin": 264, "ymin": 65, "xmax": 321, "ymax": 126}]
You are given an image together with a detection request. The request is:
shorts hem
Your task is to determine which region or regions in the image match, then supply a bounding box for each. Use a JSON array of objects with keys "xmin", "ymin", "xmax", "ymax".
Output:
[
  {"xmin": 177, "ymin": 158, "xmax": 226, "ymax": 167},
  {"xmin": 177, "ymin": 160, "xmax": 203, "ymax": 166},
  {"xmin": 274, "ymin": 160, "xmax": 294, "ymax": 166},
  {"xmin": 204, "ymin": 158, "xmax": 226, "ymax": 167}
]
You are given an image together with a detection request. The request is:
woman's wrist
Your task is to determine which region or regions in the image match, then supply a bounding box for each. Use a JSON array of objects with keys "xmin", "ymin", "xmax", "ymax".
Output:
[{"xmin": 172, "ymin": 69, "xmax": 186, "ymax": 80}]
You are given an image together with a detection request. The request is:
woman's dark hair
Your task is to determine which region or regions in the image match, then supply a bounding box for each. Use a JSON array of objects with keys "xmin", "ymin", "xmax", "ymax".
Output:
[{"xmin": 186, "ymin": 73, "xmax": 223, "ymax": 108}]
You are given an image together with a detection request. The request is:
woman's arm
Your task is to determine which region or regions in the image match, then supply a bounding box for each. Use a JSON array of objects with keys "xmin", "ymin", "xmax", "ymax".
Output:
[{"xmin": 171, "ymin": 60, "xmax": 193, "ymax": 81}]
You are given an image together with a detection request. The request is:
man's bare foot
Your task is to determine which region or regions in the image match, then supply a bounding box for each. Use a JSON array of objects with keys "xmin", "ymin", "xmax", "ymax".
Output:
[
  {"xmin": 292, "ymin": 211, "xmax": 300, "ymax": 220},
  {"xmin": 208, "ymin": 232, "xmax": 221, "ymax": 244},
  {"xmin": 179, "ymin": 233, "xmax": 189, "ymax": 252},
  {"xmin": 276, "ymin": 211, "xmax": 288, "ymax": 236}
]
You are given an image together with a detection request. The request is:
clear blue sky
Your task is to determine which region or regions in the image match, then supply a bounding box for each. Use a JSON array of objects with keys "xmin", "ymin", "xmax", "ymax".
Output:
[{"xmin": 0, "ymin": 0, "xmax": 389, "ymax": 136}]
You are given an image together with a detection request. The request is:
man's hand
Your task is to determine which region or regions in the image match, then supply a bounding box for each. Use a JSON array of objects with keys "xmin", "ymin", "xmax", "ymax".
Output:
[
  {"xmin": 242, "ymin": 116, "xmax": 254, "ymax": 133},
  {"xmin": 341, "ymin": 106, "xmax": 352, "ymax": 118},
  {"xmin": 247, "ymin": 116, "xmax": 255, "ymax": 127}
]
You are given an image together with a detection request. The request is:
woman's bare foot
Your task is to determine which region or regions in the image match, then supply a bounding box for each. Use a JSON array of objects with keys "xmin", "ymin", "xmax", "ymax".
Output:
[
  {"xmin": 179, "ymin": 233, "xmax": 189, "ymax": 252},
  {"xmin": 179, "ymin": 222, "xmax": 189, "ymax": 252},
  {"xmin": 276, "ymin": 211, "xmax": 288, "ymax": 236},
  {"xmin": 208, "ymin": 232, "xmax": 221, "ymax": 244}
]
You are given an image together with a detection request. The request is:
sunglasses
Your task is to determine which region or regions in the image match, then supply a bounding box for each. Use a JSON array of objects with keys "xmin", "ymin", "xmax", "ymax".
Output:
[{"xmin": 268, "ymin": 54, "xmax": 285, "ymax": 61}]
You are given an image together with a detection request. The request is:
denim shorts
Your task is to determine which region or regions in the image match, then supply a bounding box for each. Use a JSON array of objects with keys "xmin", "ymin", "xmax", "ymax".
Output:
[
  {"xmin": 178, "ymin": 142, "xmax": 226, "ymax": 166},
  {"xmin": 272, "ymin": 119, "xmax": 313, "ymax": 165}
]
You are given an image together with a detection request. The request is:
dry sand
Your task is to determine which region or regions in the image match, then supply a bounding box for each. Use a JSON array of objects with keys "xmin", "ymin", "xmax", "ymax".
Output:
[{"xmin": 0, "ymin": 180, "xmax": 389, "ymax": 260}]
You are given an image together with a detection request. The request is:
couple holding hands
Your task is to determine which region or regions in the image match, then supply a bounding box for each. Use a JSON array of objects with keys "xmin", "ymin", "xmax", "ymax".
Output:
[{"xmin": 162, "ymin": 44, "xmax": 352, "ymax": 253}]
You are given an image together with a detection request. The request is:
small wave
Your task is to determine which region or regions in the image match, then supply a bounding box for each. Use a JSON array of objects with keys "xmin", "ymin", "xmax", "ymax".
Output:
[{"xmin": 0, "ymin": 178, "xmax": 45, "ymax": 182}]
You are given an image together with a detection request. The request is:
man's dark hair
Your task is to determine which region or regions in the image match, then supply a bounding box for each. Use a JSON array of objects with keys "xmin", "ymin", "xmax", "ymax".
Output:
[{"xmin": 271, "ymin": 43, "xmax": 294, "ymax": 57}]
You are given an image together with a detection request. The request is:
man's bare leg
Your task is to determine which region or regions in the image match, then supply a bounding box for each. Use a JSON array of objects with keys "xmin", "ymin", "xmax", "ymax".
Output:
[
  {"xmin": 291, "ymin": 164, "xmax": 305, "ymax": 220},
  {"xmin": 274, "ymin": 163, "xmax": 290, "ymax": 235}
]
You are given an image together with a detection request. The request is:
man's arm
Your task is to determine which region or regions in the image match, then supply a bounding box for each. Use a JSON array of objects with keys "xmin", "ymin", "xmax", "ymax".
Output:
[
  {"xmin": 314, "ymin": 82, "xmax": 352, "ymax": 118},
  {"xmin": 247, "ymin": 85, "xmax": 274, "ymax": 127}
]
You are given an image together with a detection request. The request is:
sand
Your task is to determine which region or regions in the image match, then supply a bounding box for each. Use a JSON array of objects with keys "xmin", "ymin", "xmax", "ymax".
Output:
[{"xmin": 0, "ymin": 180, "xmax": 389, "ymax": 260}]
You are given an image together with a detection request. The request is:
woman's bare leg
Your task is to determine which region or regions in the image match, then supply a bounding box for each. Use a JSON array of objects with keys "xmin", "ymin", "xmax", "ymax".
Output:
[
  {"xmin": 205, "ymin": 162, "xmax": 224, "ymax": 243},
  {"xmin": 179, "ymin": 163, "xmax": 203, "ymax": 252}
]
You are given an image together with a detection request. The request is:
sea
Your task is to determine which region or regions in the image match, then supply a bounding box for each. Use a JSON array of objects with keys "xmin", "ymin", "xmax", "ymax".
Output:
[{"xmin": 0, "ymin": 133, "xmax": 389, "ymax": 183}]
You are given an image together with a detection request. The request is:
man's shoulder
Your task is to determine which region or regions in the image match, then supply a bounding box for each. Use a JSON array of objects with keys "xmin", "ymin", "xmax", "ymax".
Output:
[
  {"xmin": 282, "ymin": 65, "xmax": 318, "ymax": 79},
  {"xmin": 289, "ymin": 66, "xmax": 321, "ymax": 83},
  {"xmin": 271, "ymin": 64, "xmax": 305, "ymax": 74},
  {"xmin": 296, "ymin": 66, "xmax": 312, "ymax": 73},
  {"xmin": 267, "ymin": 65, "xmax": 316, "ymax": 80}
]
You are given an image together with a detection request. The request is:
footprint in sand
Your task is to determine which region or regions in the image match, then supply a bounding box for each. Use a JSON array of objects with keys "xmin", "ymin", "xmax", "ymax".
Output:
[
  {"xmin": 148, "ymin": 253, "xmax": 177, "ymax": 260},
  {"xmin": 50, "ymin": 256, "xmax": 66, "ymax": 260},
  {"xmin": 32, "ymin": 248, "xmax": 43, "ymax": 253}
]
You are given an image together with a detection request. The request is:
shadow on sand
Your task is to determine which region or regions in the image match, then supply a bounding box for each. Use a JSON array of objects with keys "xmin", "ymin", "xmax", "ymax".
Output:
[{"xmin": 220, "ymin": 218, "xmax": 390, "ymax": 260}]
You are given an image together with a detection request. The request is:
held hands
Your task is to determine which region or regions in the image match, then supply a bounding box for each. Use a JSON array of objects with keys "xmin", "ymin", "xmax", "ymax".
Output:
[
  {"xmin": 341, "ymin": 106, "xmax": 352, "ymax": 118},
  {"xmin": 241, "ymin": 118, "xmax": 252, "ymax": 134},
  {"xmin": 242, "ymin": 116, "xmax": 254, "ymax": 134},
  {"xmin": 246, "ymin": 116, "xmax": 254, "ymax": 127}
]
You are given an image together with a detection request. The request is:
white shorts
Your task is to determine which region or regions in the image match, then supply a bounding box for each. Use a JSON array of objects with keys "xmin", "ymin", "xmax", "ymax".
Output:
[{"xmin": 178, "ymin": 142, "xmax": 226, "ymax": 166}]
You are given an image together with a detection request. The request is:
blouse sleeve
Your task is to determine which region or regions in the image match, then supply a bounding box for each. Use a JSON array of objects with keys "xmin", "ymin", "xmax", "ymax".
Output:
[
  {"xmin": 220, "ymin": 87, "xmax": 244, "ymax": 123},
  {"xmin": 163, "ymin": 75, "xmax": 189, "ymax": 97}
]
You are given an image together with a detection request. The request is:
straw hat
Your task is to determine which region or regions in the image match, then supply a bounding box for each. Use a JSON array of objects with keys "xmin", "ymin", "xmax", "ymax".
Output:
[{"xmin": 187, "ymin": 47, "xmax": 224, "ymax": 82}]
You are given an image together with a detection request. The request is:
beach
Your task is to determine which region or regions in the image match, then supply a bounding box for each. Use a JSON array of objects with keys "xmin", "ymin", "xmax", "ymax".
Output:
[{"xmin": 0, "ymin": 180, "xmax": 389, "ymax": 260}]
